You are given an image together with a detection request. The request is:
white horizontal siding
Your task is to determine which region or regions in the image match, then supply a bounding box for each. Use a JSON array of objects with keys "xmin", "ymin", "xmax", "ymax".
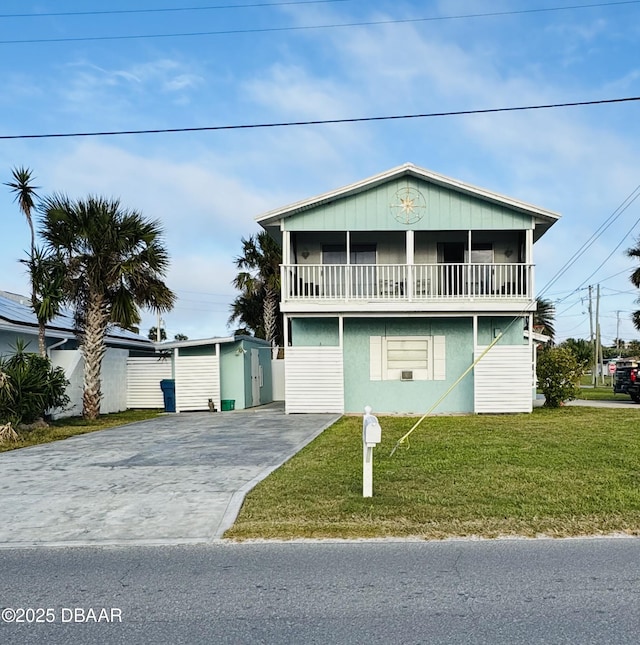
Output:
[
  {"xmin": 175, "ymin": 355, "xmax": 219, "ymax": 412},
  {"xmin": 126, "ymin": 357, "xmax": 172, "ymax": 408},
  {"xmin": 474, "ymin": 345, "xmax": 533, "ymax": 413},
  {"xmin": 285, "ymin": 347, "xmax": 344, "ymax": 413}
]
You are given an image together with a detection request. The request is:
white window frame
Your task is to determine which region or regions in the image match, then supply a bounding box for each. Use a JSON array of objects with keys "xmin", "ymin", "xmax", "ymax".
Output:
[
  {"xmin": 370, "ymin": 335, "xmax": 446, "ymax": 381},
  {"xmin": 383, "ymin": 336, "xmax": 432, "ymax": 380}
]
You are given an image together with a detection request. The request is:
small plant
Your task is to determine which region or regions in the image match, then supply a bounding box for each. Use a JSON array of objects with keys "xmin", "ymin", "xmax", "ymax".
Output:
[
  {"xmin": 537, "ymin": 346, "xmax": 584, "ymax": 408},
  {"xmin": 0, "ymin": 422, "xmax": 19, "ymax": 444},
  {"xmin": 0, "ymin": 340, "xmax": 70, "ymax": 427}
]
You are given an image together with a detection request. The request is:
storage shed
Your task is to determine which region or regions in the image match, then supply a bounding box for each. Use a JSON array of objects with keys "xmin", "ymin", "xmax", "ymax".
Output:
[{"xmin": 151, "ymin": 335, "xmax": 274, "ymax": 412}]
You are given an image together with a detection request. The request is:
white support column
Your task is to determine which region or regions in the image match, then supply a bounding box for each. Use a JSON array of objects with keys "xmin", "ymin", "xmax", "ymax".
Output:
[
  {"xmin": 406, "ymin": 230, "xmax": 414, "ymax": 300},
  {"xmin": 285, "ymin": 230, "xmax": 292, "ymax": 264},
  {"xmin": 467, "ymin": 230, "xmax": 472, "ymax": 297},
  {"xmin": 526, "ymin": 228, "xmax": 534, "ymax": 298},
  {"xmin": 283, "ymin": 314, "xmax": 289, "ymax": 347},
  {"xmin": 473, "ymin": 314, "xmax": 478, "ymax": 352},
  {"xmin": 215, "ymin": 343, "xmax": 222, "ymax": 411},
  {"xmin": 175, "ymin": 347, "xmax": 180, "ymax": 413},
  {"xmin": 346, "ymin": 231, "xmax": 351, "ymax": 301},
  {"xmin": 338, "ymin": 315, "xmax": 344, "ymax": 348}
]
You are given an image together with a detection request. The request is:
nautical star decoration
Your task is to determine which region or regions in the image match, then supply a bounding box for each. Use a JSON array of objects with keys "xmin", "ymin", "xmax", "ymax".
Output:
[{"xmin": 389, "ymin": 186, "xmax": 427, "ymax": 224}]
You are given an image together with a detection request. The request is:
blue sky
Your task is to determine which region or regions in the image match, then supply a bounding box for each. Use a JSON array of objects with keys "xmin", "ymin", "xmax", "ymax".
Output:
[{"xmin": 2, "ymin": 0, "xmax": 640, "ymax": 345}]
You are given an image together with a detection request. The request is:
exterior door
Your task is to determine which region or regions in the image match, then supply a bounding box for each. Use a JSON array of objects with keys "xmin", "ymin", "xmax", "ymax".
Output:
[{"xmin": 251, "ymin": 349, "xmax": 261, "ymax": 407}]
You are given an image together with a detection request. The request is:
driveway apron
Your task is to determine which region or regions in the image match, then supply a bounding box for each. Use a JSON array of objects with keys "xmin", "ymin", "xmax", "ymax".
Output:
[{"xmin": 0, "ymin": 404, "xmax": 339, "ymax": 547}]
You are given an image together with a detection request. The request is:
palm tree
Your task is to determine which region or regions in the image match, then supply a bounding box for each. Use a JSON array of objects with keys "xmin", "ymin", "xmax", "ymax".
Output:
[
  {"xmin": 22, "ymin": 247, "xmax": 66, "ymax": 356},
  {"xmin": 39, "ymin": 194, "xmax": 176, "ymax": 419},
  {"xmin": 533, "ymin": 297, "xmax": 556, "ymax": 344},
  {"xmin": 5, "ymin": 167, "xmax": 38, "ymax": 261},
  {"xmin": 5, "ymin": 167, "xmax": 52, "ymax": 355},
  {"xmin": 628, "ymin": 240, "xmax": 640, "ymax": 332},
  {"xmin": 230, "ymin": 232, "xmax": 282, "ymax": 346}
]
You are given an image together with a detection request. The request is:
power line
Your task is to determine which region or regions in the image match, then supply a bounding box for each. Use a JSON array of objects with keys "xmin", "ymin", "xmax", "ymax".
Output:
[
  {"xmin": 541, "ymin": 180, "xmax": 640, "ymax": 301},
  {"xmin": 1, "ymin": 95, "xmax": 638, "ymax": 141},
  {"xmin": 0, "ymin": 1, "xmax": 352, "ymax": 19},
  {"xmin": 1, "ymin": 1, "xmax": 639, "ymax": 44}
]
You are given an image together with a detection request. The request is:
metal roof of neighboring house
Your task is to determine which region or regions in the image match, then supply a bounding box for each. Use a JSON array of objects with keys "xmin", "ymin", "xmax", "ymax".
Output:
[
  {"xmin": 0, "ymin": 290, "xmax": 153, "ymax": 348},
  {"xmin": 256, "ymin": 162, "xmax": 561, "ymax": 231},
  {"xmin": 158, "ymin": 335, "xmax": 272, "ymax": 350}
]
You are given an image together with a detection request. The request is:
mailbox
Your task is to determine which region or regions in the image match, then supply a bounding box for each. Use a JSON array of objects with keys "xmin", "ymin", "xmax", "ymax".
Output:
[
  {"xmin": 363, "ymin": 419, "xmax": 382, "ymax": 446},
  {"xmin": 363, "ymin": 405, "xmax": 382, "ymax": 447}
]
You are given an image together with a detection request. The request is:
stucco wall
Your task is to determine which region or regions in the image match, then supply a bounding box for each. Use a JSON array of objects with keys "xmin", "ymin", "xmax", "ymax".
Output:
[{"xmin": 342, "ymin": 317, "xmax": 475, "ymax": 414}]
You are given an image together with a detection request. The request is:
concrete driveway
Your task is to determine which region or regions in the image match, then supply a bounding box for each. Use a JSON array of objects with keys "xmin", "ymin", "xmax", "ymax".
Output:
[{"xmin": 0, "ymin": 403, "xmax": 339, "ymax": 548}]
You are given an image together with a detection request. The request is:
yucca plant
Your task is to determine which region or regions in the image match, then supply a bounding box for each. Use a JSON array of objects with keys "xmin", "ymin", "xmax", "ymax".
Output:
[{"xmin": 0, "ymin": 340, "xmax": 70, "ymax": 426}]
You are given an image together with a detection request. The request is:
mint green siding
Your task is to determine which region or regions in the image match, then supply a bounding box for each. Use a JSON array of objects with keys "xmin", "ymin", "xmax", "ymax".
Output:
[
  {"xmin": 343, "ymin": 318, "xmax": 474, "ymax": 414},
  {"xmin": 220, "ymin": 343, "xmax": 246, "ymax": 408},
  {"xmin": 477, "ymin": 317, "xmax": 525, "ymax": 345},
  {"xmin": 291, "ymin": 318, "xmax": 340, "ymax": 346},
  {"xmin": 283, "ymin": 178, "xmax": 533, "ymax": 232}
]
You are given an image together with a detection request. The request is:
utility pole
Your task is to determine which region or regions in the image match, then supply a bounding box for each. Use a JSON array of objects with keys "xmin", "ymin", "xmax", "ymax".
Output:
[
  {"xmin": 594, "ymin": 284, "xmax": 601, "ymax": 386},
  {"xmin": 589, "ymin": 285, "xmax": 595, "ymax": 385},
  {"xmin": 616, "ymin": 310, "xmax": 621, "ymax": 354}
]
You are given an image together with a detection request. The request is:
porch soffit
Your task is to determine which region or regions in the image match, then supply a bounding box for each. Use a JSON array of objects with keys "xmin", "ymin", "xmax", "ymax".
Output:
[{"xmin": 256, "ymin": 163, "xmax": 560, "ymax": 235}]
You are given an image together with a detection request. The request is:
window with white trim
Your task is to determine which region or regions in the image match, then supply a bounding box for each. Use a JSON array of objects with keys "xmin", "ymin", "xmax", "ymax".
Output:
[{"xmin": 370, "ymin": 335, "xmax": 446, "ymax": 381}]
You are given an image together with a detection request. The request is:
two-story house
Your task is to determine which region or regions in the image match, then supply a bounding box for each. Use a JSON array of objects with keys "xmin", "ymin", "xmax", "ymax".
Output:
[{"xmin": 256, "ymin": 163, "xmax": 559, "ymax": 414}]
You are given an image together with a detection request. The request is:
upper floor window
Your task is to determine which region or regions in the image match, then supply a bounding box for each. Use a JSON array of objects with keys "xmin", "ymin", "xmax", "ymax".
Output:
[{"xmin": 322, "ymin": 244, "xmax": 376, "ymax": 265}]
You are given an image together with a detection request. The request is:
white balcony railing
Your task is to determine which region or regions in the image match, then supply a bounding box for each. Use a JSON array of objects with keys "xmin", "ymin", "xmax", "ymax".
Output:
[{"xmin": 282, "ymin": 263, "xmax": 532, "ymax": 301}]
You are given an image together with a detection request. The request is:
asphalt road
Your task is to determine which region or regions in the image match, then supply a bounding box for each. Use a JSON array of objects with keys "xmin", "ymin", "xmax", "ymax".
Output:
[{"xmin": 1, "ymin": 538, "xmax": 639, "ymax": 644}]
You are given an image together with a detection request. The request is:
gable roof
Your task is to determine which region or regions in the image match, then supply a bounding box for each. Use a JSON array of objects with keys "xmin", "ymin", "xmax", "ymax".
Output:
[
  {"xmin": 256, "ymin": 162, "xmax": 560, "ymax": 234},
  {"xmin": 0, "ymin": 291, "xmax": 153, "ymax": 349}
]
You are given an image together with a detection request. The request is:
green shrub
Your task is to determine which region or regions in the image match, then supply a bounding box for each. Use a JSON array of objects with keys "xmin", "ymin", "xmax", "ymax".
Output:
[
  {"xmin": 0, "ymin": 340, "xmax": 70, "ymax": 426},
  {"xmin": 537, "ymin": 346, "xmax": 584, "ymax": 408}
]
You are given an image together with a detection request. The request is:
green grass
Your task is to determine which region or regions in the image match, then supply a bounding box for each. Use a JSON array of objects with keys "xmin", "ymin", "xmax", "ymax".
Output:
[
  {"xmin": 0, "ymin": 409, "xmax": 162, "ymax": 453},
  {"xmin": 226, "ymin": 407, "xmax": 640, "ymax": 540},
  {"xmin": 577, "ymin": 386, "xmax": 632, "ymax": 401}
]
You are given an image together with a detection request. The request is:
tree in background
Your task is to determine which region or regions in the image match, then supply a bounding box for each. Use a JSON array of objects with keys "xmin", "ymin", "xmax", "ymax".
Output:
[
  {"xmin": 229, "ymin": 232, "xmax": 282, "ymax": 347},
  {"xmin": 533, "ymin": 297, "xmax": 556, "ymax": 344},
  {"xmin": 558, "ymin": 337, "xmax": 592, "ymax": 365},
  {"xmin": 148, "ymin": 326, "xmax": 167, "ymax": 342},
  {"xmin": 39, "ymin": 195, "xmax": 175, "ymax": 419},
  {"xmin": 629, "ymin": 240, "xmax": 640, "ymax": 332},
  {"xmin": 173, "ymin": 333, "xmax": 188, "ymax": 341}
]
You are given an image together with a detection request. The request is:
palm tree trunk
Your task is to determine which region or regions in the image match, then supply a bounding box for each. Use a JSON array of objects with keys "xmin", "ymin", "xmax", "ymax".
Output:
[
  {"xmin": 81, "ymin": 297, "xmax": 108, "ymax": 419},
  {"xmin": 38, "ymin": 322, "xmax": 47, "ymax": 357},
  {"xmin": 263, "ymin": 289, "xmax": 278, "ymax": 346}
]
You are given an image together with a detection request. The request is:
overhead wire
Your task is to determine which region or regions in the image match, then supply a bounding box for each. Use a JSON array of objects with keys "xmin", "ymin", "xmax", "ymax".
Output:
[
  {"xmin": 1, "ymin": 1, "xmax": 639, "ymax": 43},
  {"xmin": 1, "ymin": 96, "xmax": 639, "ymax": 141},
  {"xmin": 0, "ymin": 1, "xmax": 353, "ymax": 19}
]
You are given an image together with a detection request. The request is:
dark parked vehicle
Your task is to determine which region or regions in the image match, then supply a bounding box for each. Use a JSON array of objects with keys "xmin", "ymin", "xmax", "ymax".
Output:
[{"xmin": 613, "ymin": 359, "xmax": 640, "ymax": 402}]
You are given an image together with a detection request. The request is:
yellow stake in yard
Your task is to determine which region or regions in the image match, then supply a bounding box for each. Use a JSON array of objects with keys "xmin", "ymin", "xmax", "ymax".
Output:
[{"xmin": 390, "ymin": 332, "xmax": 504, "ymax": 456}]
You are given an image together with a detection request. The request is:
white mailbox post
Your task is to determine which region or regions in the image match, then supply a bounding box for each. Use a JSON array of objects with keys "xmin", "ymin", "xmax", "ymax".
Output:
[{"xmin": 362, "ymin": 405, "xmax": 382, "ymax": 498}]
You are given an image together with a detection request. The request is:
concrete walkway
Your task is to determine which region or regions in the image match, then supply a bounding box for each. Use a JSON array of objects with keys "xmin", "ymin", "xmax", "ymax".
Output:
[{"xmin": 0, "ymin": 403, "xmax": 339, "ymax": 548}]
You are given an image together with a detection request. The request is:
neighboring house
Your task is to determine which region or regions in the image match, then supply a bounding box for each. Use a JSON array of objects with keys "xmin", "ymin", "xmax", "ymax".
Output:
[
  {"xmin": 145, "ymin": 336, "xmax": 274, "ymax": 413},
  {"xmin": 0, "ymin": 290, "xmax": 155, "ymax": 417},
  {"xmin": 256, "ymin": 163, "xmax": 560, "ymax": 414}
]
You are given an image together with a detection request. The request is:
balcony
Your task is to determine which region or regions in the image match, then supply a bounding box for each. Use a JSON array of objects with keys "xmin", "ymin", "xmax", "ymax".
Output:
[{"xmin": 282, "ymin": 263, "xmax": 533, "ymax": 312}]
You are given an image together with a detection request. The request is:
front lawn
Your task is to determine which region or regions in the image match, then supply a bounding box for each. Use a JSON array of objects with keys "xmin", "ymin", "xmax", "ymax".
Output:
[
  {"xmin": 577, "ymin": 386, "xmax": 632, "ymax": 402},
  {"xmin": 226, "ymin": 407, "xmax": 640, "ymax": 540},
  {"xmin": 0, "ymin": 409, "xmax": 162, "ymax": 453}
]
